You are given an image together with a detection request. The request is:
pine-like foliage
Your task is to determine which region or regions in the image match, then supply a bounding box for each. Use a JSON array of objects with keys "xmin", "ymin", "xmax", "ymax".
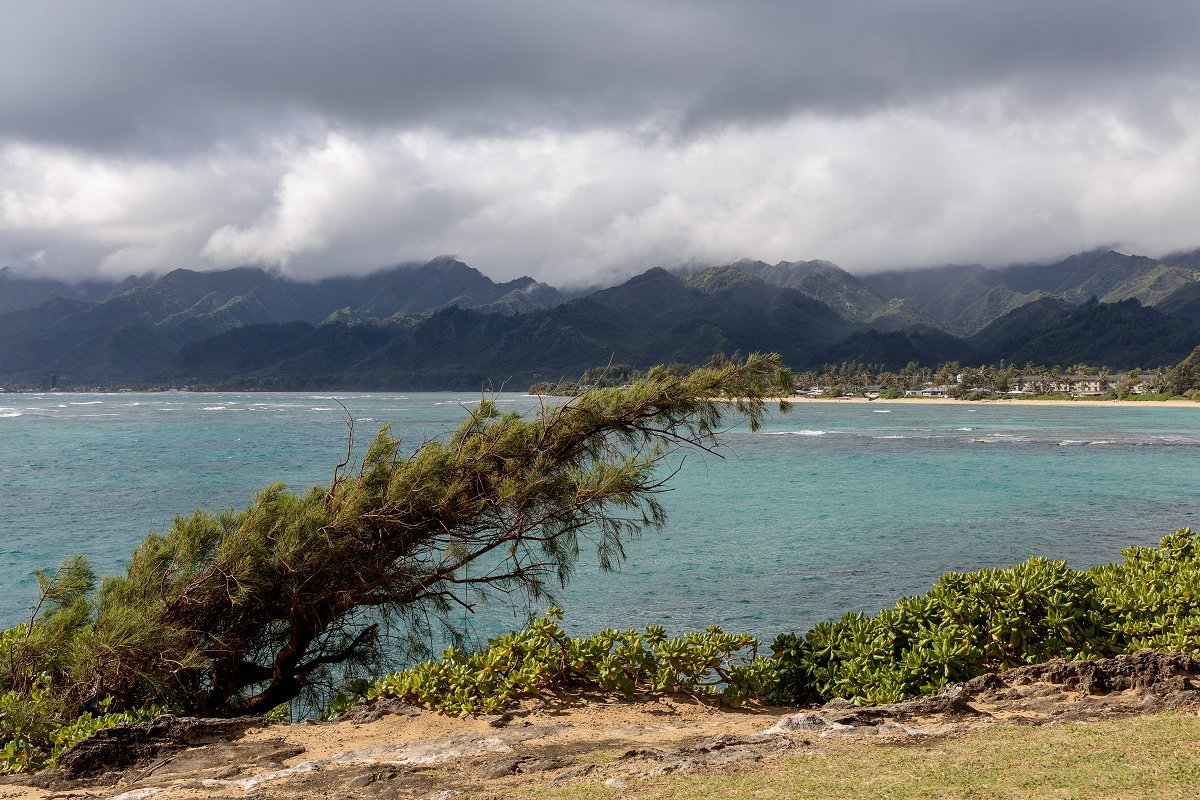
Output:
[{"xmin": 1, "ymin": 354, "xmax": 792, "ymax": 718}]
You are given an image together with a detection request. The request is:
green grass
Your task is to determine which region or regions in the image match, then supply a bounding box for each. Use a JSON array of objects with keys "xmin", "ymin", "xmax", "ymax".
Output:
[{"xmin": 542, "ymin": 712, "xmax": 1200, "ymax": 799}]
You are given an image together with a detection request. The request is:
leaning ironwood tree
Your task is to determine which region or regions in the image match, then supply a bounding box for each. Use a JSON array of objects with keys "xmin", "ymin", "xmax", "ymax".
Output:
[{"xmin": 3, "ymin": 354, "xmax": 792, "ymax": 717}]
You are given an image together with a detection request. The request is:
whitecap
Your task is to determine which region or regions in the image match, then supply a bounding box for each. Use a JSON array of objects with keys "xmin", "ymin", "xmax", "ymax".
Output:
[
  {"xmin": 69, "ymin": 401, "xmax": 103, "ymax": 405},
  {"xmin": 1059, "ymin": 440, "xmax": 1084, "ymax": 446},
  {"xmin": 1089, "ymin": 441, "xmax": 1115, "ymax": 445},
  {"xmin": 956, "ymin": 427, "xmax": 976, "ymax": 431},
  {"xmin": 309, "ymin": 407, "xmax": 336, "ymax": 411},
  {"xmin": 202, "ymin": 406, "xmax": 227, "ymax": 411},
  {"xmin": 763, "ymin": 430, "xmax": 826, "ymax": 436},
  {"xmin": 0, "ymin": 412, "xmax": 22, "ymax": 418},
  {"xmin": 871, "ymin": 409, "xmax": 892, "ymax": 413},
  {"xmin": 875, "ymin": 435, "xmax": 906, "ymax": 439}
]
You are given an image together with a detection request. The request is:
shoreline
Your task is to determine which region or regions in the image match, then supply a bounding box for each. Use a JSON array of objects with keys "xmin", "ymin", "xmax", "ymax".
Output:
[
  {"xmin": 778, "ymin": 396, "xmax": 1200, "ymax": 408},
  {"xmin": 4, "ymin": 388, "xmax": 1196, "ymax": 409}
]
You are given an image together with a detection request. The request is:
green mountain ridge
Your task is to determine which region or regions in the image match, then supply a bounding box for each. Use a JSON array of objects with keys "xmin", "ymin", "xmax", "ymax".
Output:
[{"xmin": 2, "ymin": 248, "xmax": 1199, "ymax": 389}]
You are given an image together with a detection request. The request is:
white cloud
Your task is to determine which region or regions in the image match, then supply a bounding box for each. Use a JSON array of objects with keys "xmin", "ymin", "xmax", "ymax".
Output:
[
  {"xmin": 4, "ymin": 3, "xmax": 1200, "ymax": 285},
  {"xmin": 3, "ymin": 92, "xmax": 1200, "ymax": 284}
]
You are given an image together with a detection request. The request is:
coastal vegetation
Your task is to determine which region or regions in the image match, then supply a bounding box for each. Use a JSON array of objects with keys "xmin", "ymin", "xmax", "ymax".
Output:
[
  {"xmin": 792, "ymin": 351, "xmax": 1200, "ymax": 400},
  {"xmin": 532, "ymin": 346, "xmax": 1200, "ymax": 401},
  {"xmin": 356, "ymin": 527, "xmax": 1200, "ymax": 716},
  {"xmin": 357, "ymin": 608, "xmax": 774, "ymax": 717},
  {"xmin": 1, "ymin": 356, "xmax": 1198, "ymax": 775},
  {"xmin": 0, "ymin": 355, "xmax": 792, "ymax": 770}
]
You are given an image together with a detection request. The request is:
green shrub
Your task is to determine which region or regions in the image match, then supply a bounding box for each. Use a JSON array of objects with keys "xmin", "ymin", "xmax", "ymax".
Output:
[
  {"xmin": 362, "ymin": 608, "xmax": 776, "ymax": 716},
  {"xmin": 770, "ymin": 558, "xmax": 1115, "ymax": 705},
  {"xmin": 361, "ymin": 529, "xmax": 1200, "ymax": 715},
  {"xmin": 773, "ymin": 529, "xmax": 1200, "ymax": 706},
  {"xmin": 1091, "ymin": 528, "xmax": 1200, "ymax": 654},
  {"xmin": 0, "ymin": 675, "xmax": 166, "ymax": 774}
]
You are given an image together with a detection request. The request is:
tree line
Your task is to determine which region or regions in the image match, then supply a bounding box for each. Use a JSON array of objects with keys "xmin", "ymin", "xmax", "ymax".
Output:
[{"xmin": 532, "ymin": 345, "xmax": 1200, "ymax": 400}]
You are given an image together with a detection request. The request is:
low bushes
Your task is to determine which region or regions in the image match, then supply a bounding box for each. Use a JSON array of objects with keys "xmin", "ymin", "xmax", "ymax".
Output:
[
  {"xmin": 2, "ymin": 529, "xmax": 1198, "ymax": 770},
  {"xmin": 363, "ymin": 528, "xmax": 1200, "ymax": 715},
  {"xmin": 1093, "ymin": 527, "xmax": 1200, "ymax": 653},
  {"xmin": 362, "ymin": 607, "xmax": 775, "ymax": 716},
  {"xmin": 771, "ymin": 527, "xmax": 1200, "ymax": 705},
  {"xmin": 770, "ymin": 557, "xmax": 1117, "ymax": 705},
  {"xmin": 0, "ymin": 560, "xmax": 172, "ymax": 773}
]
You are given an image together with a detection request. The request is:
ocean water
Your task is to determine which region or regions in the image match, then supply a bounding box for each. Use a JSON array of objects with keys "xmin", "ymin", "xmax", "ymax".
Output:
[{"xmin": 1, "ymin": 393, "xmax": 1198, "ymax": 647}]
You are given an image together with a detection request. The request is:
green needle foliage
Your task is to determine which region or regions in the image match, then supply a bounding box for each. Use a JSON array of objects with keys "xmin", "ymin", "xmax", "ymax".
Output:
[{"xmin": 0, "ymin": 354, "xmax": 793, "ymax": 726}]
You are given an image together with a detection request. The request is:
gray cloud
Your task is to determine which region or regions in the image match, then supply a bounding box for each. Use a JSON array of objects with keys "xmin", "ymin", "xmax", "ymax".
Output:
[
  {"xmin": 2, "ymin": 1, "xmax": 1200, "ymax": 283},
  {"xmin": 5, "ymin": 1, "xmax": 1199, "ymax": 150}
]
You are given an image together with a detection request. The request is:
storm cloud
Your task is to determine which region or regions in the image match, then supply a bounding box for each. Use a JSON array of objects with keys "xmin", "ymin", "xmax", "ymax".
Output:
[{"xmin": 3, "ymin": 1, "xmax": 1200, "ymax": 283}]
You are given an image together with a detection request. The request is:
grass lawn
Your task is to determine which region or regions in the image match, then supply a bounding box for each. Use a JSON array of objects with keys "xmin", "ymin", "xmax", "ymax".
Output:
[{"xmin": 545, "ymin": 712, "xmax": 1200, "ymax": 799}]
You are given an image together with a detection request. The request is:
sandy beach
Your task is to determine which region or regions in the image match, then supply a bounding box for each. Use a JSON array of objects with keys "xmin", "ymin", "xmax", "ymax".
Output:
[{"xmin": 781, "ymin": 396, "xmax": 1200, "ymax": 408}]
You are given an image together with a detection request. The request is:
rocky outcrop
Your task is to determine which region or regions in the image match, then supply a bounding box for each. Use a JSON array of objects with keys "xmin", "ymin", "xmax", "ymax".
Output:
[
  {"xmin": 54, "ymin": 716, "xmax": 267, "ymax": 779},
  {"xmin": 8, "ymin": 651, "xmax": 1198, "ymax": 799},
  {"xmin": 764, "ymin": 650, "xmax": 1200, "ymax": 741},
  {"xmin": 963, "ymin": 649, "xmax": 1200, "ymax": 696}
]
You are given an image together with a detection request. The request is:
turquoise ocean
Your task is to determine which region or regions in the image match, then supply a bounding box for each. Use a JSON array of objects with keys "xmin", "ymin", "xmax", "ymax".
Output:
[{"xmin": 1, "ymin": 392, "xmax": 1197, "ymax": 646}]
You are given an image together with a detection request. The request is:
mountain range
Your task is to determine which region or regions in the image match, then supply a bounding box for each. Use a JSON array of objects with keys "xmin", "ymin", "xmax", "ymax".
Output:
[{"xmin": 1, "ymin": 248, "xmax": 1198, "ymax": 390}]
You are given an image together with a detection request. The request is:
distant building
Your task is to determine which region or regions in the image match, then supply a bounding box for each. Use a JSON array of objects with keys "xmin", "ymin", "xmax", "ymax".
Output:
[
  {"xmin": 1129, "ymin": 373, "xmax": 1160, "ymax": 395},
  {"xmin": 904, "ymin": 384, "xmax": 952, "ymax": 397},
  {"xmin": 1068, "ymin": 376, "xmax": 1106, "ymax": 396},
  {"xmin": 1014, "ymin": 375, "xmax": 1051, "ymax": 393}
]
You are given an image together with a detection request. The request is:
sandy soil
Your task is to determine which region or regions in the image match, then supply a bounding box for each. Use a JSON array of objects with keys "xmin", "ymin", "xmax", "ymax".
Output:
[{"xmin": 5, "ymin": 653, "xmax": 1197, "ymax": 800}]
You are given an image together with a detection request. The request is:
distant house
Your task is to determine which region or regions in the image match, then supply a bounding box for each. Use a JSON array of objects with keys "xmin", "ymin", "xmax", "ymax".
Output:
[
  {"xmin": 904, "ymin": 384, "xmax": 952, "ymax": 397},
  {"xmin": 1129, "ymin": 373, "xmax": 1159, "ymax": 395}
]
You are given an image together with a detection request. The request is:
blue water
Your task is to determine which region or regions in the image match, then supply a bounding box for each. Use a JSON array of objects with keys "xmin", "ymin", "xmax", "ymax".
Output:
[{"xmin": 1, "ymin": 393, "xmax": 1198, "ymax": 647}]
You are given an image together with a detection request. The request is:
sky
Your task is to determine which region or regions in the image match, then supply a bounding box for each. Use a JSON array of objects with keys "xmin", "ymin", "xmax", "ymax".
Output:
[{"xmin": 2, "ymin": 1, "xmax": 1200, "ymax": 286}]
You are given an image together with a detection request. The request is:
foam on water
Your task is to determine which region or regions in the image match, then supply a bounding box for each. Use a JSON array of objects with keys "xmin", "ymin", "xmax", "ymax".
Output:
[{"xmin": 763, "ymin": 429, "xmax": 826, "ymax": 436}]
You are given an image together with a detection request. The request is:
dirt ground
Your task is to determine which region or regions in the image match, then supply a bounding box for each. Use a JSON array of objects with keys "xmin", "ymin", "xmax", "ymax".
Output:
[{"xmin": 2, "ymin": 651, "xmax": 1197, "ymax": 800}]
